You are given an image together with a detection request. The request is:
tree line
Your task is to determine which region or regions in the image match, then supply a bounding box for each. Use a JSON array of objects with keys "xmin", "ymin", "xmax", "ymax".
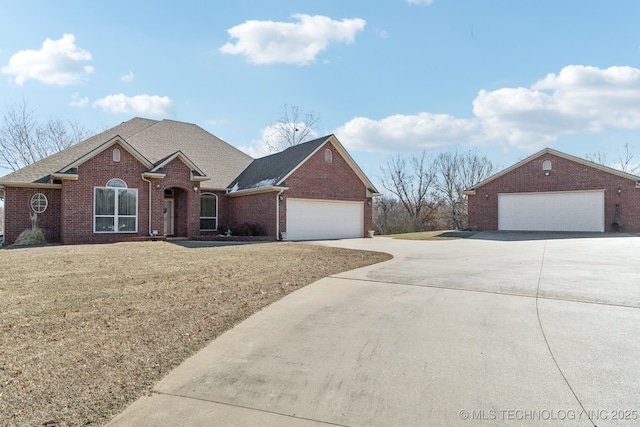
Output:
[{"xmin": 374, "ymin": 149, "xmax": 495, "ymax": 234}]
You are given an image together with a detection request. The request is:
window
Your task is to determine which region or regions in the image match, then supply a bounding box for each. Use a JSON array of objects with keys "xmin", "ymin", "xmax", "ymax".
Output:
[
  {"xmin": 324, "ymin": 148, "xmax": 333, "ymax": 163},
  {"xmin": 542, "ymin": 160, "xmax": 552, "ymax": 171},
  {"xmin": 200, "ymin": 194, "xmax": 218, "ymax": 231},
  {"xmin": 106, "ymin": 178, "xmax": 126, "ymax": 187},
  {"xmin": 94, "ymin": 179, "xmax": 137, "ymax": 233},
  {"xmin": 113, "ymin": 148, "xmax": 121, "ymax": 162},
  {"xmin": 30, "ymin": 193, "xmax": 48, "ymax": 213}
]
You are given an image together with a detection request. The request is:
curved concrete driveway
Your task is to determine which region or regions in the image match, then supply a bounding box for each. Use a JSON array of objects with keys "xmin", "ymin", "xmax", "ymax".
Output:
[{"xmin": 109, "ymin": 232, "xmax": 640, "ymax": 426}]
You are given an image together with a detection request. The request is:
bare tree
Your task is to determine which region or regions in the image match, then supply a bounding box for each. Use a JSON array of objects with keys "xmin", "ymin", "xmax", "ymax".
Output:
[
  {"xmin": 435, "ymin": 149, "xmax": 495, "ymax": 229},
  {"xmin": 265, "ymin": 104, "xmax": 320, "ymax": 153},
  {"xmin": 586, "ymin": 143, "xmax": 639, "ymax": 174},
  {"xmin": 585, "ymin": 147, "xmax": 609, "ymax": 166},
  {"xmin": 616, "ymin": 142, "xmax": 639, "ymax": 174},
  {"xmin": 0, "ymin": 100, "xmax": 90, "ymax": 171},
  {"xmin": 380, "ymin": 152, "xmax": 439, "ymax": 230}
]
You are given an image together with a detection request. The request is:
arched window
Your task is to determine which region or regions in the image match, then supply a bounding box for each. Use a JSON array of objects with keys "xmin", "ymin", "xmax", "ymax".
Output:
[
  {"xmin": 106, "ymin": 178, "xmax": 127, "ymax": 188},
  {"xmin": 200, "ymin": 194, "xmax": 218, "ymax": 231},
  {"xmin": 95, "ymin": 179, "xmax": 137, "ymax": 233},
  {"xmin": 324, "ymin": 148, "xmax": 333, "ymax": 163},
  {"xmin": 30, "ymin": 193, "xmax": 48, "ymax": 213},
  {"xmin": 113, "ymin": 148, "xmax": 121, "ymax": 162},
  {"xmin": 542, "ymin": 160, "xmax": 552, "ymax": 171}
]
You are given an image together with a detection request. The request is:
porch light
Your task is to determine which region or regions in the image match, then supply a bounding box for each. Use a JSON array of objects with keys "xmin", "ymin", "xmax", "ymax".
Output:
[
  {"xmin": 193, "ymin": 186, "xmax": 198, "ymax": 192},
  {"xmin": 618, "ymin": 187, "xmax": 622, "ymax": 194},
  {"xmin": 485, "ymin": 193, "xmax": 489, "ymax": 199},
  {"xmin": 156, "ymin": 183, "xmax": 161, "ymax": 189}
]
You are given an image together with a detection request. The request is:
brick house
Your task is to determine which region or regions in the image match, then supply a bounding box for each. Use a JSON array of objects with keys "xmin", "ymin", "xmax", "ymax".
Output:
[
  {"xmin": 464, "ymin": 148, "xmax": 640, "ymax": 232},
  {"xmin": 0, "ymin": 118, "xmax": 379, "ymax": 245}
]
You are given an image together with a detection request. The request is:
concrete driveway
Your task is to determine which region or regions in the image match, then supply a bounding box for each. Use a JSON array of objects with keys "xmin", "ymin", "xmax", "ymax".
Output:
[{"xmin": 108, "ymin": 232, "xmax": 640, "ymax": 426}]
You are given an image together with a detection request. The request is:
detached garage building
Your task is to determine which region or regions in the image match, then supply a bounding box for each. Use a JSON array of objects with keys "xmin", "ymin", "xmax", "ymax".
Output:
[{"xmin": 465, "ymin": 148, "xmax": 640, "ymax": 233}]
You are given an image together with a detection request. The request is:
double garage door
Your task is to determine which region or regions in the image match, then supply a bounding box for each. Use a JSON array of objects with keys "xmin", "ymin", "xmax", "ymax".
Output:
[
  {"xmin": 498, "ymin": 190, "xmax": 604, "ymax": 232},
  {"xmin": 286, "ymin": 198, "xmax": 364, "ymax": 240}
]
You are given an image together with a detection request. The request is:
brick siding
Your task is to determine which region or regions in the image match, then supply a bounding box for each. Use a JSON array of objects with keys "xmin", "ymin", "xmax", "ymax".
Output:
[
  {"xmin": 281, "ymin": 141, "xmax": 373, "ymax": 236},
  {"xmin": 3, "ymin": 187, "xmax": 61, "ymax": 245},
  {"xmin": 467, "ymin": 153, "xmax": 640, "ymax": 232},
  {"xmin": 228, "ymin": 192, "xmax": 279, "ymax": 239}
]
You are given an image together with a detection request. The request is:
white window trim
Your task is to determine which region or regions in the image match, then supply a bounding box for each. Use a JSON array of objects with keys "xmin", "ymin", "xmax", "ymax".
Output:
[
  {"xmin": 93, "ymin": 186, "xmax": 138, "ymax": 233},
  {"xmin": 324, "ymin": 148, "xmax": 333, "ymax": 163},
  {"xmin": 200, "ymin": 193, "xmax": 218, "ymax": 231},
  {"xmin": 30, "ymin": 193, "xmax": 48, "ymax": 213}
]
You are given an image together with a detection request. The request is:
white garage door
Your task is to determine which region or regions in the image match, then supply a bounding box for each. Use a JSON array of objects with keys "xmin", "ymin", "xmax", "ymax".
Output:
[
  {"xmin": 286, "ymin": 198, "xmax": 364, "ymax": 240},
  {"xmin": 498, "ymin": 190, "xmax": 604, "ymax": 232}
]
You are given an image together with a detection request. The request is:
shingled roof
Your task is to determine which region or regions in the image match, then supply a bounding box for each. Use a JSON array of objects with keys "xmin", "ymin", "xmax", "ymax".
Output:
[
  {"xmin": 0, "ymin": 118, "xmax": 253, "ymax": 190},
  {"xmin": 228, "ymin": 135, "xmax": 329, "ymax": 192}
]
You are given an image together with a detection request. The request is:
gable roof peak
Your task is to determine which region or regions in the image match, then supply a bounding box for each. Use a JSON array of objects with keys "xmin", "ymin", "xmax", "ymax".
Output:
[{"xmin": 464, "ymin": 146, "xmax": 640, "ymax": 193}]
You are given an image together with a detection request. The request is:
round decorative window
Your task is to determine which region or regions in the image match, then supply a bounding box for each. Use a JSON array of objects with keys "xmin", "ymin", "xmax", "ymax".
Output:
[{"xmin": 30, "ymin": 193, "xmax": 48, "ymax": 213}]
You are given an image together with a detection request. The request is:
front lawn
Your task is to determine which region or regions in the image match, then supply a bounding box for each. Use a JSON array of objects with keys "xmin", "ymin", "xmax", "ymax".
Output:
[{"xmin": 0, "ymin": 241, "xmax": 390, "ymax": 426}]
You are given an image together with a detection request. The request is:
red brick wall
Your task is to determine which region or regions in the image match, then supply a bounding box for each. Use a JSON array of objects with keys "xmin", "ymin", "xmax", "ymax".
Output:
[
  {"xmin": 3, "ymin": 186, "xmax": 61, "ymax": 245},
  {"xmin": 56, "ymin": 145, "xmax": 203, "ymax": 244},
  {"xmin": 227, "ymin": 192, "xmax": 278, "ymax": 239},
  {"xmin": 60, "ymin": 144, "xmax": 150, "ymax": 244},
  {"xmin": 467, "ymin": 153, "xmax": 640, "ymax": 232},
  {"xmin": 280, "ymin": 141, "xmax": 372, "ymax": 236}
]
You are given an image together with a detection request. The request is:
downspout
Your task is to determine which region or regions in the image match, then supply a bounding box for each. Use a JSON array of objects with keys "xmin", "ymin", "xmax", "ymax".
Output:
[
  {"xmin": 276, "ymin": 189, "xmax": 285, "ymax": 240},
  {"xmin": 141, "ymin": 175, "xmax": 153, "ymax": 236}
]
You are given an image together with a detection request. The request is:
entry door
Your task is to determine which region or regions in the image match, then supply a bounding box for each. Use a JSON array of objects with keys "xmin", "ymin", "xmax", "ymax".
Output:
[{"xmin": 164, "ymin": 199, "xmax": 174, "ymax": 236}]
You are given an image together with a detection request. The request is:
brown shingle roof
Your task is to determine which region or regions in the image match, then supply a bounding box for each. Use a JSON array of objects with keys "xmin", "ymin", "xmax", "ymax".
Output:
[{"xmin": 0, "ymin": 118, "xmax": 253, "ymax": 190}]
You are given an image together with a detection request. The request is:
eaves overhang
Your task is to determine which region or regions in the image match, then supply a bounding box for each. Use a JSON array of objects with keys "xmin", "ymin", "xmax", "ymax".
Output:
[
  {"xmin": 50, "ymin": 173, "xmax": 79, "ymax": 181},
  {"xmin": 0, "ymin": 182, "xmax": 62, "ymax": 189},
  {"xmin": 142, "ymin": 172, "xmax": 166, "ymax": 179}
]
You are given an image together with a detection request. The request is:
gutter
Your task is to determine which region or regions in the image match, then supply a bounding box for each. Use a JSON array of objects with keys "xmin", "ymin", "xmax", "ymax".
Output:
[
  {"xmin": 276, "ymin": 189, "xmax": 285, "ymax": 240},
  {"xmin": 140, "ymin": 175, "xmax": 153, "ymax": 236},
  {"xmin": 227, "ymin": 185, "xmax": 289, "ymax": 197}
]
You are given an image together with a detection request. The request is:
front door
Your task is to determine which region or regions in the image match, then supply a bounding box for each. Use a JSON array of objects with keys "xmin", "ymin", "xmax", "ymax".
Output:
[{"xmin": 164, "ymin": 199, "xmax": 174, "ymax": 236}]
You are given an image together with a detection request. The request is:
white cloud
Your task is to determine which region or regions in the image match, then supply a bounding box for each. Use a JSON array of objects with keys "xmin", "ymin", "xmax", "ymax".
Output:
[
  {"xmin": 219, "ymin": 14, "xmax": 366, "ymax": 65},
  {"xmin": 93, "ymin": 94, "xmax": 173, "ymax": 117},
  {"xmin": 120, "ymin": 70, "xmax": 135, "ymax": 83},
  {"xmin": 1, "ymin": 34, "xmax": 94, "ymax": 85},
  {"xmin": 335, "ymin": 65, "xmax": 640, "ymax": 153},
  {"xmin": 474, "ymin": 65, "xmax": 640, "ymax": 147},
  {"xmin": 335, "ymin": 113, "xmax": 481, "ymax": 153},
  {"xmin": 406, "ymin": 0, "xmax": 434, "ymax": 5},
  {"xmin": 69, "ymin": 93, "xmax": 89, "ymax": 108}
]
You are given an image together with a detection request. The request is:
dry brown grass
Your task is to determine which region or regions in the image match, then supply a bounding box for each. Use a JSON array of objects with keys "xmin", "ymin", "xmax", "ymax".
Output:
[{"xmin": 0, "ymin": 241, "xmax": 391, "ymax": 427}]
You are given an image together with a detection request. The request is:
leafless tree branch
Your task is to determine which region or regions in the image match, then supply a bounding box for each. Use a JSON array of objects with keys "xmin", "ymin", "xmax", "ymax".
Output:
[
  {"xmin": 265, "ymin": 104, "xmax": 320, "ymax": 153},
  {"xmin": 0, "ymin": 100, "xmax": 90, "ymax": 171}
]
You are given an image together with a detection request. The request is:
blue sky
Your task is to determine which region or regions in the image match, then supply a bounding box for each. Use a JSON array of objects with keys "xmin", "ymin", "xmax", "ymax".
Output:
[{"xmin": 2, "ymin": 0, "xmax": 640, "ymax": 190}]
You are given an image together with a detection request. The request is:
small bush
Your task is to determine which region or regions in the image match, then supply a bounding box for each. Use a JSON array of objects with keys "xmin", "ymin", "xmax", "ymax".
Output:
[{"xmin": 13, "ymin": 227, "xmax": 47, "ymax": 246}]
